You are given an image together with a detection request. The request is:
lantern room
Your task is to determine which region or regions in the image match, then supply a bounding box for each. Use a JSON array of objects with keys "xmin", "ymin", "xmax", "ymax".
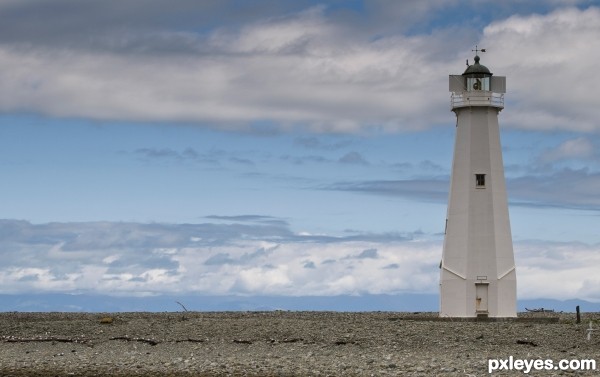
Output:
[
  {"xmin": 463, "ymin": 55, "xmax": 491, "ymax": 91},
  {"xmin": 449, "ymin": 54, "xmax": 506, "ymax": 109}
]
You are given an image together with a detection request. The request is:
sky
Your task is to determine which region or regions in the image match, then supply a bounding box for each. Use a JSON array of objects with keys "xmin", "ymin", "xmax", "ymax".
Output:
[{"xmin": 1, "ymin": 0, "xmax": 600, "ymax": 310}]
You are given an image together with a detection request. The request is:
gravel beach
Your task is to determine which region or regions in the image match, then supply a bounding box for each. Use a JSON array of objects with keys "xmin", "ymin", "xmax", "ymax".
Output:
[{"xmin": 0, "ymin": 311, "xmax": 598, "ymax": 376}]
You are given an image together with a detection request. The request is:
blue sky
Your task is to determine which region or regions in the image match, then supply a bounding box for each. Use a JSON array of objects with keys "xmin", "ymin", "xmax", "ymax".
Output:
[{"xmin": 1, "ymin": 0, "xmax": 600, "ymax": 309}]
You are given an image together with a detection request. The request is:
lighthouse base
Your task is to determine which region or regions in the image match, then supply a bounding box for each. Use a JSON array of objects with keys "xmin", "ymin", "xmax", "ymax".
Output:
[{"xmin": 439, "ymin": 269, "xmax": 517, "ymax": 318}]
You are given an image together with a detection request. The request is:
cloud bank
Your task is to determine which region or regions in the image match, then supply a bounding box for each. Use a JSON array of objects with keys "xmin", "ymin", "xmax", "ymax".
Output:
[
  {"xmin": 0, "ymin": 2, "xmax": 598, "ymax": 132},
  {"xmin": 1, "ymin": 219, "xmax": 598, "ymax": 302}
]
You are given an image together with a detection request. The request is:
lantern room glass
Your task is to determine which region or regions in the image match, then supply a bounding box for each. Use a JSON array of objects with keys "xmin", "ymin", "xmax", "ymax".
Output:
[{"xmin": 466, "ymin": 76, "xmax": 490, "ymax": 91}]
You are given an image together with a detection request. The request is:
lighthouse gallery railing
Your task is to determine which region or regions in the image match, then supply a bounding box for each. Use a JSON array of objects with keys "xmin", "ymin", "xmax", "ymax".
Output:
[{"xmin": 451, "ymin": 91, "xmax": 504, "ymax": 109}]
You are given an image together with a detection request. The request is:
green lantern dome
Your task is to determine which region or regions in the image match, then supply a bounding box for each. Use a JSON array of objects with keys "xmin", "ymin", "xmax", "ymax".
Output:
[{"xmin": 462, "ymin": 55, "xmax": 492, "ymax": 76}]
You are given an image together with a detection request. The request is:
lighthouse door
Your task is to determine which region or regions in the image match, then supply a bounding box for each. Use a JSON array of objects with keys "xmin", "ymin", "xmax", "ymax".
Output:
[{"xmin": 475, "ymin": 283, "xmax": 489, "ymax": 314}]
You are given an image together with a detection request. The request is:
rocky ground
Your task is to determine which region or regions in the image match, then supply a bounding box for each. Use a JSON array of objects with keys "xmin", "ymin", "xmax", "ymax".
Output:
[{"xmin": 0, "ymin": 311, "xmax": 598, "ymax": 376}]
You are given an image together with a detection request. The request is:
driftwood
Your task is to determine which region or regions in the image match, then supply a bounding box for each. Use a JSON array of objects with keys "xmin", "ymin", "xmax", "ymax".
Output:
[
  {"xmin": 525, "ymin": 307, "xmax": 554, "ymax": 313},
  {"xmin": 109, "ymin": 336, "xmax": 160, "ymax": 346},
  {"xmin": 334, "ymin": 340, "xmax": 357, "ymax": 345},
  {"xmin": 174, "ymin": 338, "xmax": 206, "ymax": 343},
  {"xmin": 516, "ymin": 339, "xmax": 538, "ymax": 347},
  {"xmin": 2, "ymin": 334, "xmax": 210, "ymax": 346},
  {"xmin": 1, "ymin": 336, "xmax": 89, "ymax": 344}
]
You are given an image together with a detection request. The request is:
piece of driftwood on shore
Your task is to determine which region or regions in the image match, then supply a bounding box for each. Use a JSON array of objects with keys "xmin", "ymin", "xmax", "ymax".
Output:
[{"xmin": 525, "ymin": 307, "xmax": 555, "ymax": 313}]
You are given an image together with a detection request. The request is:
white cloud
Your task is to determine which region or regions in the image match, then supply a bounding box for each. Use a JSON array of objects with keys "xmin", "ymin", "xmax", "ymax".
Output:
[
  {"xmin": 212, "ymin": 5, "xmax": 333, "ymax": 54},
  {"xmin": 515, "ymin": 241, "xmax": 600, "ymax": 302},
  {"xmin": 0, "ymin": 220, "xmax": 598, "ymax": 302},
  {"xmin": 539, "ymin": 137, "xmax": 594, "ymax": 163},
  {"xmin": 0, "ymin": 220, "xmax": 438, "ymax": 296},
  {"xmin": 482, "ymin": 6, "xmax": 600, "ymax": 132}
]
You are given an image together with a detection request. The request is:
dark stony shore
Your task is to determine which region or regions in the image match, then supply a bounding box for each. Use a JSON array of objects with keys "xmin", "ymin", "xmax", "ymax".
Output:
[{"xmin": 0, "ymin": 311, "xmax": 598, "ymax": 376}]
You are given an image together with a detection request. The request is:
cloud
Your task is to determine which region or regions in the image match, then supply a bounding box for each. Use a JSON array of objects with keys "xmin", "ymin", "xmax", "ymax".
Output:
[
  {"xmin": 206, "ymin": 215, "xmax": 271, "ymax": 222},
  {"xmin": 0, "ymin": 0, "xmax": 299, "ymax": 52},
  {"xmin": 326, "ymin": 178, "xmax": 449, "ymax": 203},
  {"xmin": 516, "ymin": 240, "xmax": 600, "ymax": 302},
  {"xmin": 280, "ymin": 154, "xmax": 331, "ymax": 165},
  {"xmin": 229, "ymin": 157, "xmax": 254, "ymax": 166},
  {"xmin": 509, "ymin": 168, "xmax": 600, "ymax": 211},
  {"xmin": 205, "ymin": 215, "xmax": 289, "ymax": 227},
  {"xmin": 1, "ymin": 3, "xmax": 597, "ymax": 132},
  {"xmin": 325, "ymin": 166, "xmax": 600, "ymax": 212},
  {"xmin": 134, "ymin": 147, "xmax": 219, "ymax": 164},
  {"xmin": 0, "ymin": 2, "xmax": 454, "ymax": 131},
  {"xmin": 136, "ymin": 148, "xmax": 183, "ymax": 159},
  {"xmin": 356, "ymin": 248, "xmax": 379, "ymax": 259},
  {"xmin": 482, "ymin": 6, "xmax": 600, "ymax": 132},
  {"xmin": 294, "ymin": 136, "xmax": 352, "ymax": 150},
  {"xmin": 204, "ymin": 253, "xmax": 235, "ymax": 266},
  {"xmin": 0, "ymin": 219, "xmax": 435, "ymax": 296},
  {"xmin": 0, "ymin": 219, "xmax": 598, "ymax": 302},
  {"xmin": 338, "ymin": 151, "xmax": 369, "ymax": 165},
  {"xmin": 538, "ymin": 137, "xmax": 595, "ymax": 164},
  {"xmin": 418, "ymin": 160, "xmax": 445, "ymax": 172}
]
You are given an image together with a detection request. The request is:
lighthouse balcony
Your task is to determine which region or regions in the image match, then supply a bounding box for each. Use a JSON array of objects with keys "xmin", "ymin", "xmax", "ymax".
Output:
[{"xmin": 451, "ymin": 91, "xmax": 504, "ymax": 109}]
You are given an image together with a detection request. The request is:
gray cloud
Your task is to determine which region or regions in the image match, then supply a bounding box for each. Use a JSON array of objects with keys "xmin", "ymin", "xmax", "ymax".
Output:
[
  {"xmin": 0, "ymin": 1, "xmax": 545, "ymax": 131},
  {"xmin": 391, "ymin": 162, "xmax": 413, "ymax": 171},
  {"xmin": 229, "ymin": 157, "xmax": 255, "ymax": 166},
  {"xmin": 1, "ymin": 2, "xmax": 597, "ymax": 132},
  {"xmin": 508, "ymin": 168, "xmax": 600, "ymax": 211},
  {"xmin": 205, "ymin": 215, "xmax": 289, "ymax": 227},
  {"xmin": 356, "ymin": 248, "xmax": 379, "ymax": 259},
  {"xmin": 18, "ymin": 274, "xmax": 40, "ymax": 282},
  {"xmin": 0, "ymin": 0, "xmax": 312, "ymax": 52},
  {"xmin": 280, "ymin": 147, "xmax": 370, "ymax": 166},
  {"xmin": 418, "ymin": 160, "xmax": 445, "ymax": 172},
  {"xmin": 0, "ymin": 219, "xmax": 294, "ymax": 254},
  {"xmin": 0, "ymin": 219, "xmax": 415, "ymax": 266},
  {"xmin": 206, "ymin": 215, "xmax": 275, "ymax": 222},
  {"xmin": 280, "ymin": 154, "xmax": 331, "ymax": 165},
  {"xmin": 133, "ymin": 147, "xmax": 264, "ymax": 168},
  {"xmin": 106, "ymin": 252, "xmax": 179, "ymax": 274},
  {"xmin": 325, "ymin": 167, "xmax": 600, "ymax": 212},
  {"xmin": 134, "ymin": 147, "xmax": 219, "ymax": 164},
  {"xmin": 0, "ymin": 0, "xmax": 513, "ymax": 53},
  {"xmin": 326, "ymin": 178, "xmax": 449, "ymax": 203},
  {"xmin": 294, "ymin": 136, "xmax": 352, "ymax": 151},
  {"xmin": 204, "ymin": 253, "xmax": 235, "ymax": 266},
  {"xmin": 338, "ymin": 152, "xmax": 369, "ymax": 165},
  {"xmin": 136, "ymin": 148, "xmax": 182, "ymax": 159}
]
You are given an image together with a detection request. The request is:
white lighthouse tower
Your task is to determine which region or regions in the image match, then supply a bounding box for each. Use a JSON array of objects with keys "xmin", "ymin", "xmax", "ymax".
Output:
[{"xmin": 440, "ymin": 50, "xmax": 516, "ymax": 318}]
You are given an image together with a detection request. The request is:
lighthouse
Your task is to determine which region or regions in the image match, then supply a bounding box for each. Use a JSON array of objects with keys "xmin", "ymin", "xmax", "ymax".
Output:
[{"xmin": 440, "ymin": 50, "xmax": 517, "ymax": 318}]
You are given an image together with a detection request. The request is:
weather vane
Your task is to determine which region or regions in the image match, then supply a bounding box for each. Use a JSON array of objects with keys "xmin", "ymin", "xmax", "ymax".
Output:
[
  {"xmin": 467, "ymin": 45, "xmax": 487, "ymax": 65},
  {"xmin": 472, "ymin": 45, "xmax": 486, "ymax": 55}
]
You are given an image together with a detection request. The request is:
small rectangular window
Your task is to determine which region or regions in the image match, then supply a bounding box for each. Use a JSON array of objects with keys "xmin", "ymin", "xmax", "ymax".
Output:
[{"xmin": 475, "ymin": 174, "xmax": 486, "ymax": 188}]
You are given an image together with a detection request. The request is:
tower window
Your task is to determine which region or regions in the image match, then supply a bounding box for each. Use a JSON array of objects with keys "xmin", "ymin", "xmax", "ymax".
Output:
[{"xmin": 475, "ymin": 174, "xmax": 486, "ymax": 188}]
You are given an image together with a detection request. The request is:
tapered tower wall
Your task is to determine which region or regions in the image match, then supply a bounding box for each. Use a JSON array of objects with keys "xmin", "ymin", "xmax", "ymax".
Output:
[{"xmin": 440, "ymin": 66, "xmax": 516, "ymax": 317}]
